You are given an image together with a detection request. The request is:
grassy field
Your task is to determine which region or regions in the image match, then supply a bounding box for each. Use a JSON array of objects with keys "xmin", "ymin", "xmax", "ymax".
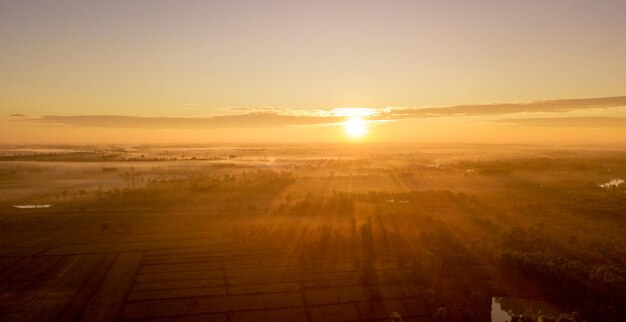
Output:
[{"xmin": 0, "ymin": 145, "xmax": 624, "ymax": 321}]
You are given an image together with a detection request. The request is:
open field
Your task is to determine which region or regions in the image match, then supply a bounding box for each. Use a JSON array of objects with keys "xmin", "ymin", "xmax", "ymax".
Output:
[{"xmin": 0, "ymin": 145, "xmax": 625, "ymax": 321}]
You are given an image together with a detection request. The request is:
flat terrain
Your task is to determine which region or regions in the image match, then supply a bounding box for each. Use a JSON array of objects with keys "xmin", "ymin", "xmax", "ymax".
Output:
[{"xmin": 0, "ymin": 145, "xmax": 624, "ymax": 321}]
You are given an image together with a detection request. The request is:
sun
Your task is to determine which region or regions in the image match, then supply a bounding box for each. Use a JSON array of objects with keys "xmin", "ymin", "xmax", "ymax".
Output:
[{"xmin": 344, "ymin": 117, "xmax": 368, "ymax": 138}]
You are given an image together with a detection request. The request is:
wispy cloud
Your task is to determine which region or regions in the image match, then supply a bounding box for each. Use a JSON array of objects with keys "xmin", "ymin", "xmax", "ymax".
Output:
[
  {"xmin": 19, "ymin": 113, "xmax": 343, "ymax": 129},
  {"xmin": 382, "ymin": 96, "xmax": 626, "ymax": 119},
  {"xmin": 8, "ymin": 114, "xmax": 34, "ymax": 120},
  {"xmin": 493, "ymin": 117, "xmax": 626, "ymax": 127},
  {"xmin": 9, "ymin": 96, "xmax": 626, "ymax": 129}
]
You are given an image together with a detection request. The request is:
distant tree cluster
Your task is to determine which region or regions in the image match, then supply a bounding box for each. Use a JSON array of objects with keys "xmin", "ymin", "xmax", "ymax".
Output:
[
  {"xmin": 504, "ymin": 312, "xmax": 586, "ymax": 322},
  {"xmin": 278, "ymin": 192, "xmax": 355, "ymax": 216},
  {"xmin": 500, "ymin": 227, "xmax": 626, "ymax": 321}
]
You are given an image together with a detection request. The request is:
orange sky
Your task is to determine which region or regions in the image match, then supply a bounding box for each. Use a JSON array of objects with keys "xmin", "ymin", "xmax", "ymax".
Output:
[{"xmin": 1, "ymin": 1, "xmax": 625, "ymax": 144}]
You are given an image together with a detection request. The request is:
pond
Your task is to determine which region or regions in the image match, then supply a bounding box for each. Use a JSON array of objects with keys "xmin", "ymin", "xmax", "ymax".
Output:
[
  {"xmin": 599, "ymin": 178, "xmax": 623, "ymax": 189},
  {"xmin": 491, "ymin": 297, "xmax": 559, "ymax": 321},
  {"xmin": 12, "ymin": 204, "xmax": 52, "ymax": 209},
  {"xmin": 491, "ymin": 297, "xmax": 512, "ymax": 322}
]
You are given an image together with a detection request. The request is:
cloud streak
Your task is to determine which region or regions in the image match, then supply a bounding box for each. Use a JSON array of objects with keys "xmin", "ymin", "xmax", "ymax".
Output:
[
  {"xmin": 19, "ymin": 113, "xmax": 344, "ymax": 129},
  {"xmin": 383, "ymin": 96, "xmax": 626, "ymax": 119},
  {"xmin": 9, "ymin": 96, "xmax": 626, "ymax": 129},
  {"xmin": 493, "ymin": 117, "xmax": 626, "ymax": 127}
]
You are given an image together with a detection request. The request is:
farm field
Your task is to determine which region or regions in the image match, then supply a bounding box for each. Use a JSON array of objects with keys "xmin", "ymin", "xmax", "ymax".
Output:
[{"xmin": 0, "ymin": 145, "xmax": 624, "ymax": 321}]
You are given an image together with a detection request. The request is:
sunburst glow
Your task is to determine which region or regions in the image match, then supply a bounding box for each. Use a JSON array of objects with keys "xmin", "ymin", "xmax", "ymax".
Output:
[{"xmin": 344, "ymin": 117, "xmax": 367, "ymax": 138}]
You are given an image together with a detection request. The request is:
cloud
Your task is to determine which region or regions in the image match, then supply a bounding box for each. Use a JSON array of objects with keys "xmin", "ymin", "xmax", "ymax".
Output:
[
  {"xmin": 18, "ymin": 113, "xmax": 343, "ymax": 129},
  {"xmin": 383, "ymin": 96, "xmax": 626, "ymax": 119},
  {"xmin": 493, "ymin": 117, "xmax": 626, "ymax": 127},
  {"xmin": 8, "ymin": 114, "xmax": 33, "ymax": 120},
  {"xmin": 8, "ymin": 96, "xmax": 626, "ymax": 129}
]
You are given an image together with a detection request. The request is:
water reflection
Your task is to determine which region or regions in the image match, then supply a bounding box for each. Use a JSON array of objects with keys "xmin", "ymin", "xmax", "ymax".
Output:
[
  {"xmin": 12, "ymin": 204, "xmax": 52, "ymax": 209},
  {"xmin": 491, "ymin": 297, "xmax": 558, "ymax": 321},
  {"xmin": 599, "ymin": 178, "xmax": 623, "ymax": 189},
  {"xmin": 491, "ymin": 297, "xmax": 512, "ymax": 322}
]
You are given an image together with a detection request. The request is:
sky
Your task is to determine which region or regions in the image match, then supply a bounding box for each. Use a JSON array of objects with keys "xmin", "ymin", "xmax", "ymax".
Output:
[{"xmin": 1, "ymin": 0, "xmax": 625, "ymax": 144}]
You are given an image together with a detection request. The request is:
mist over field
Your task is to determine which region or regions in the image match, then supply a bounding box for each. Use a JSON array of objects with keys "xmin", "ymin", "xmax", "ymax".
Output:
[{"xmin": 1, "ymin": 145, "xmax": 625, "ymax": 322}]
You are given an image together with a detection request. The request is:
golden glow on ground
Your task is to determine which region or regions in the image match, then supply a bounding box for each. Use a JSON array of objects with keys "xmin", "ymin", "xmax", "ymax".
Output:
[{"xmin": 344, "ymin": 117, "xmax": 368, "ymax": 138}]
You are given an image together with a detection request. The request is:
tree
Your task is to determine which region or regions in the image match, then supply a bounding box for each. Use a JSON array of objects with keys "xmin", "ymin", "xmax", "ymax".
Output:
[
  {"xmin": 389, "ymin": 312, "xmax": 403, "ymax": 322},
  {"xmin": 433, "ymin": 307, "xmax": 447, "ymax": 322}
]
